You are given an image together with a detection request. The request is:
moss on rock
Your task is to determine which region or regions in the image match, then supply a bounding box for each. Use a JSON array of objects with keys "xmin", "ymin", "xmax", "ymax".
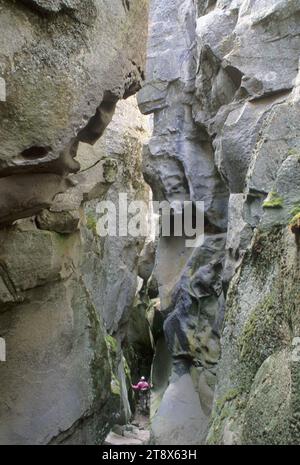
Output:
[
  {"xmin": 237, "ymin": 292, "xmax": 288, "ymax": 391},
  {"xmin": 86, "ymin": 212, "xmax": 98, "ymax": 235},
  {"xmin": 263, "ymin": 191, "xmax": 284, "ymax": 209},
  {"xmin": 207, "ymin": 388, "xmax": 244, "ymax": 445},
  {"xmin": 242, "ymin": 350, "xmax": 292, "ymax": 445}
]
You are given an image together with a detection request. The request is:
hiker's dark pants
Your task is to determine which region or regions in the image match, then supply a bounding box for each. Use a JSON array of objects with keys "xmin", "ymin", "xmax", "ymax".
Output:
[{"xmin": 139, "ymin": 390, "xmax": 149, "ymax": 411}]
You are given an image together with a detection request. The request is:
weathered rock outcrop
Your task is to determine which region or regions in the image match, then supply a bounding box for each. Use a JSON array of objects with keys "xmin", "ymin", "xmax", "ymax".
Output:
[
  {"xmin": 208, "ymin": 79, "xmax": 300, "ymax": 444},
  {"xmin": 0, "ymin": 0, "xmax": 150, "ymax": 445},
  {"xmin": 0, "ymin": 0, "xmax": 147, "ymax": 224},
  {"xmin": 138, "ymin": 0, "xmax": 300, "ymax": 445}
]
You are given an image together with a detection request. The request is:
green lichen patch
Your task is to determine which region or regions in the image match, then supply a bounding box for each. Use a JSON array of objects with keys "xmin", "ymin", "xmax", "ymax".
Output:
[
  {"xmin": 215, "ymin": 388, "xmax": 240, "ymax": 413},
  {"xmin": 85, "ymin": 292, "xmax": 111, "ymax": 398},
  {"xmin": 110, "ymin": 373, "xmax": 121, "ymax": 396},
  {"xmin": 250, "ymin": 227, "xmax": 283, "ymax": 281},
  {"xmin": 263, "ymin": 191, "xmax": 284, "ymax": 209},
  {"xmin": 207, "ymin": 388, "xmax": 243, "ymax": 444},
  {"xmin": 104, "ymin": 334, "xmax": 126, "ymax": 399},
  {"xmin": 237, "ymin": 292, "xmax": 289, "ymax": 393},
  {"xmin": 105, "ymin": 334, "xmax": 118, "ymax": 356},
  {"xmin": 287, "ymin": 148, "xmax": 300, "ymax": 160},
  {"xmin": 123, "ymin": 355, "xmax": 131, "ymax": 381},
  {"xmin": 240, "ymin": 295, "xmax": 275, "ymax": 359},
  {"xmin": 290, "ymin": 203, "xmax": 300, "ymax": 217},
  {"xmin": 86, "ymin": 212, "xmax": 97, "ymax": 235},
  {"xmin": 242, "ymin": 349, "xmax": 296, "ymax": 445}
]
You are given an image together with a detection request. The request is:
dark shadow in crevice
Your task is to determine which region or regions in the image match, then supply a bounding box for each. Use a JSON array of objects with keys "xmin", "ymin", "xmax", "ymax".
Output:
[
  {"xmin": 224, "ymin": 65, "xmax": 244, "ymax": 89},
  {"xmin": 77, "ymin": 92, "xmax": 118, "ymax": 145},
  {"xmin": 21, "ymin": 146, "xmax": 51, "ymax": 160},
  {"xmin": 122, "ymin": 0, "xmax": 130, "ymax": 12}
]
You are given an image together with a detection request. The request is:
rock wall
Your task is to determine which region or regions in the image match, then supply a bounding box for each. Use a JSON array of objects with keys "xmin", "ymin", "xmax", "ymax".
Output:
[
  {"xmin": 138, "ymin": 0, "xmax": 228, "ymax": 445},
  {"xmin": 0, "ymin": 0, "xmax": 150, "ymax": 445},
  {"xmin": 139, "ymin": 0, "xmax": 300, "ymax": 445}
]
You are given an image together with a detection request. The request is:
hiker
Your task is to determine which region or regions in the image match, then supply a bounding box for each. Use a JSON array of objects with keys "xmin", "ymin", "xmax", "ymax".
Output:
[{"xmin": 132, "ymin": 377, "xmax": 151, "ymax": 412}]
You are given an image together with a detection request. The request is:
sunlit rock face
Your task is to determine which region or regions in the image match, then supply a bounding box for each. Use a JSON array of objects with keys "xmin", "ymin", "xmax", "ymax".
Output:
[
  {"xmin": 139, "ymin": 0, "xmax": 300, "ymax": 445},
  {"xmin": 0, "ymin": 0, "xmax": 150, "ymax": 445}
]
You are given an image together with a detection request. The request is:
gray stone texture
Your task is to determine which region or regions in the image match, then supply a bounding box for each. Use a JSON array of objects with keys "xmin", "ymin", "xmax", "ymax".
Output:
[{"xmin": 139, "ymin": 0, "xmax": 300, "ymax": 446}]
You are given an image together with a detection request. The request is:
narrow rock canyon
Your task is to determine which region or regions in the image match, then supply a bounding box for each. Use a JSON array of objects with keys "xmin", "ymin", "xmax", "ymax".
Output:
[{"xmin": 0, "ymin": 0, "xmax": 300, "ymax": 446}]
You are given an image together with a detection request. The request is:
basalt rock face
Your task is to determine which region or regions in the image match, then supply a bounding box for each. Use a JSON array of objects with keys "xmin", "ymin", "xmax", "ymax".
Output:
[
  {"xmin": 0, "ymin": 0, "xmax": 150, "ymax": 445},
  {"xmin": 208, "ymin": 84, "xmax": 300, "ymax": 444},
  {"xmin": 139, "ymin": 0, "xmax": 300, "ymax": 445}
]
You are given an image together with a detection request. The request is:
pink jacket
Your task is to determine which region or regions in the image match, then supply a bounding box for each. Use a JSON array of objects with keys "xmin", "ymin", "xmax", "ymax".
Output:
[{"xmin": 132, "ymin": 380, "xmax": 150, "ymax": 391}]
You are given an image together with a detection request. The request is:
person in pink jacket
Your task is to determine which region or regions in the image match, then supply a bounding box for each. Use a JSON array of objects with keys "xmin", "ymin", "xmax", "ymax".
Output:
[
  {"xmin": 132, "ymin": 376, "xmax": 150, "ymax": 391},
  {"xmin": 132, "ymin": 377, "xmax": 151, "ymax": 412}
]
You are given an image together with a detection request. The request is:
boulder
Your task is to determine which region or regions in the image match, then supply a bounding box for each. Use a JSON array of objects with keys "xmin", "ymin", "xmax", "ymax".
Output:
[{"xmin": 151, "ymin": 373, "xmax": 209, "ymax": 445}]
